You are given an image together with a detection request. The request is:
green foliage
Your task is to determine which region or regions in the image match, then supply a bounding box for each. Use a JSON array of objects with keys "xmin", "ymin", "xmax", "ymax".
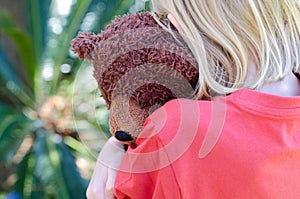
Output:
[
  {"xmin": 0, "ymin": 103, "xmax": 32, "ymax": 164},
  {"xmin": 0, "ymin": 0, "xmax": 150, "ymax": 198},
  {"xmin": 0, "ymin": 10, "xmax": 37, "ymax": 89},
  {"xmin": 13, "ymin": 131, "xmax": 88, "ymax": 199}
]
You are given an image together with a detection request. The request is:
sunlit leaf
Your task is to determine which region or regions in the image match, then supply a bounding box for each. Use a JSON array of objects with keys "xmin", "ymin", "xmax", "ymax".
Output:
[
  {"xmin": 33, "ymin": 130, "xmax": 87, "ymax": 199},
  {"xmin": 27, "ymin": 0, "xmax": 51, "ymax": 101},
  {"xmin": 64, "ymin": 136, "xmax": 95, "ymax": 160},
  {"xmin": 33, "ymin": 131, "xmax": 70, "ymax": 199},
  {"xmin": 49, "ymin": 0, "xmax": 92, "ymax": 93},
  {"xmin": 57, "ymin": 137, "xmax": 88, "ymax": 199},
  {"xmin": 0, "ymin": 0, "xmax": 139, "ymax": 197}
]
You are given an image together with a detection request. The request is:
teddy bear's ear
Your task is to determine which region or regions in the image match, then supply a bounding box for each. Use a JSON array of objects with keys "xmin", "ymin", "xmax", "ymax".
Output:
[{"xmin": 71, "ymin": 32, "xmax": 101, "ymax": 59}]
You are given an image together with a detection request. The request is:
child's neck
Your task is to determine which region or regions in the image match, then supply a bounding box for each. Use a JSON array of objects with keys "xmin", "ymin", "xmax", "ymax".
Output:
[
  {"xmin": 246, "ymin": 59, "xmax": 300, "ymax": 97},
  {"xmin": 256, "ymin": 71, "xmax": 300, "ymax": 97}
]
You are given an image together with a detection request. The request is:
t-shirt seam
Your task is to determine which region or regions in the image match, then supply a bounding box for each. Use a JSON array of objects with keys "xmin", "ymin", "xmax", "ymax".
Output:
[
  {"xmin": 156, "ymin": 134, "xmax": 183, "ymax": 198},
  {"xmin": 231, "ymin": 95, "xmax": 300, "ymax": 119}
]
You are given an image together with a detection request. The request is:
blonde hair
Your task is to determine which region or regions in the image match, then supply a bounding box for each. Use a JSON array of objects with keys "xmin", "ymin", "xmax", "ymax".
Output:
[{"xmin": 151, "ymin": 0, "xmax": 300, "ymax": 98}]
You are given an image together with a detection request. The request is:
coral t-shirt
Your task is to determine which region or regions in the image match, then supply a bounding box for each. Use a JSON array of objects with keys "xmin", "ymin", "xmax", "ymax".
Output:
[{"xmin": 114, "ymin": 88, "xmax": 300, "ymax": 199}]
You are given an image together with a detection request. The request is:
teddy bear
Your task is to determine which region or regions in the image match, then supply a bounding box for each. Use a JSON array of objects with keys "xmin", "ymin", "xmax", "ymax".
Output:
[{"xmin": 71, "ymin": 12, "xmax": 199, "ymax": 146}]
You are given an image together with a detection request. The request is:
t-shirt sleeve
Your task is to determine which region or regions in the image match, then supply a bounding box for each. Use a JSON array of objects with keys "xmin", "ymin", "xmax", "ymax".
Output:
[
  {"xmin": 114, "ymin": 100, "xmax": 182, "ymax": 199},
  {"xmin": 114, "ymin": 137, "xmax": 182, "ymax": 199}
]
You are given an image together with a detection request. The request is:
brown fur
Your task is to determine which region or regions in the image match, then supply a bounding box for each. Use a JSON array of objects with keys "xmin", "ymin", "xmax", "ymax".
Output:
[{"xmin": 71, "ymin": 12, "xmax": 199, "ymax": 142}]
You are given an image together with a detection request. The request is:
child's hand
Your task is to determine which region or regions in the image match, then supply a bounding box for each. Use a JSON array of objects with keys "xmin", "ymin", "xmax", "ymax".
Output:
[{"xmin": 86, "ymin": 136, "xmax": 126, "ymax": 199}]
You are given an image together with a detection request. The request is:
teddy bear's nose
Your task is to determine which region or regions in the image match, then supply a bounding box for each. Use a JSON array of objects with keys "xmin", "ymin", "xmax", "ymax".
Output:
[{"xmin": 115, "ymin": 131, "xmax": 134, "ymax": 142}]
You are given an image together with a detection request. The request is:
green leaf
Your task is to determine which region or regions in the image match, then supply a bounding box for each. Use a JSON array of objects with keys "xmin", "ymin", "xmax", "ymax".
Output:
[
  {"xmin": 0, "ymin": 103, "xmax": 15, "ymax": 119},
  {"xmin": 0, "ymin": 49, "xmax": 34, "ymax": 108},
  {"xmin": 33, "ymin": 131, "xmax": 70, "ymax": 199},
  {"xmin": 27, "ymin": 0, "xmax": 51, "ymax": 60},
  {"xmin": 27, "ymin": 0, "xmax": 51, "ymax": 100},
  {"xmin": 0, "ymin": 105, "xmax": 31, "ymax": 164},
  {"xmin": 0, "ymin": 47, "xmax": 23, "ymax": 89},
  {"xmin": 109, "ymin": 0, "xmax": 134, "ymax": 21},
  {"xmin": 2, "ymin": 30, "xmax": 37, "ymax": 88},
  {"xmin": 92, "ymin": 0, "xmax": 134, "ymax": 32},
  {"xmin": 64, "ymin": 136, "xmax": 95, "ymax": 161},
  {"xmin": 49, "ymin": 0, "xmax": 92, "ymax": 93},
  {"xmin": 15, "ymin": 150, "xmax": 48, "ymax": 199},
  {"xmin": 15, "ymin": 151, "xmax": 31, "ymax": 195},
  {"xmin": 57, "ymin": 138, "xmax": 88, "ymax": 199},
  {"xmin": 0, "ymin": 10, "xmax": 37, "ymax": 91},
  {"xmin": 33, "ymin": 130, "xmax": 87, "ymax": 199},
  {"xmin": 0, "ymin": 9, "xmax": 15, "ymax": 29}
]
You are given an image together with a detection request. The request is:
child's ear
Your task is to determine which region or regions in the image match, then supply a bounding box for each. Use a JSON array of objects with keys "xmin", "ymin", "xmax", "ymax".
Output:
[{"xmin": 167, "ymin": 14, "xmax": 183, "ymax": 34}]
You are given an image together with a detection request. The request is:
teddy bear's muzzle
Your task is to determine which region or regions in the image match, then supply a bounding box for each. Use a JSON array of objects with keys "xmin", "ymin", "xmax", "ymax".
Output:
[{"xmin": 115, "ymin": 131, "xmax": 134, "ymax": 142}]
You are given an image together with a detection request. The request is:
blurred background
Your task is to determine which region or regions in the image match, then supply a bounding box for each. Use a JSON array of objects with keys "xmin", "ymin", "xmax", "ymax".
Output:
[{"xmin": 0, "ymin": 0, "xmax": 150, "ymax": 198}]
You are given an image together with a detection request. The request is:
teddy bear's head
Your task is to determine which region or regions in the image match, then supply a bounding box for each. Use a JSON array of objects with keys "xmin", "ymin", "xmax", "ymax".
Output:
[{"xmin": 71, "ymin": 12, "xmax": 199, "ymax": 145}]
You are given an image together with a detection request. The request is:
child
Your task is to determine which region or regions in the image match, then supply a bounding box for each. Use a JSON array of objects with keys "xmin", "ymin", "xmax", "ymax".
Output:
[{"xmin": 88, "ymin": 0, "xmax": 300, "ymax": 198}]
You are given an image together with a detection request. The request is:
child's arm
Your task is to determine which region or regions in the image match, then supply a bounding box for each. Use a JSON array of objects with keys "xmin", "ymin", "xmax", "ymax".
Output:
[{"xmin": 86, "ymin": 137, "xmax": 125, "ymax": 199}]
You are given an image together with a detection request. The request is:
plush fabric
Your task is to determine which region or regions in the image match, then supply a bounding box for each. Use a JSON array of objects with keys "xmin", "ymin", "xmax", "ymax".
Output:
[{"xmin": 71, "ymin": 12, "xmax": 199, "ymax": 141}]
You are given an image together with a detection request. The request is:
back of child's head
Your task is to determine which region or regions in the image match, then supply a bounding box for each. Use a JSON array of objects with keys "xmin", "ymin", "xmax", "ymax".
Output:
[{"xmin": 151, "ymin": 0, "xmax": 300, "ymax": 98}]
